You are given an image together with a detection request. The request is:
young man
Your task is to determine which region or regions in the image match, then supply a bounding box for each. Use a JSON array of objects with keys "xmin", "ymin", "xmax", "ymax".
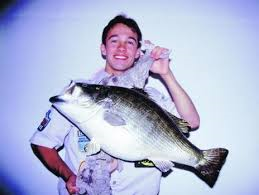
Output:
[{"xmin": 30, "ymin": 15, "xmax": 200, "ymax": 195}]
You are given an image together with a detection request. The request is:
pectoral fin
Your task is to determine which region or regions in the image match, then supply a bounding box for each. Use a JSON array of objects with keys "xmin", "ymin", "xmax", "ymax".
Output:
[
  {"xmin": 103, "ymin": 110, "xmax": 126, "ymax": 126},
  {"xmin": 151, "ymin": 159, "xmax": 175, "ymax": 172},
  {"xmin": 84, "ymin": 138, "xmax": 101, "ymax": 156}
]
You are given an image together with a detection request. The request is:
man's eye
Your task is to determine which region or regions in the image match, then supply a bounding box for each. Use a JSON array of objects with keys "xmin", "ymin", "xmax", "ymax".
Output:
[
  {"xmin": 111, "ymin": 39, "xmax": 117, "ymax": 43},
  {"xmin": 127, "ymin": 41, "xmax": 134, "ymax": 45}
]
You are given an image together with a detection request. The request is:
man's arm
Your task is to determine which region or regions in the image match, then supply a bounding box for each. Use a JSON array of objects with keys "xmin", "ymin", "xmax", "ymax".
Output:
[
  {"xmin": 149, "ymin": 45, "xmax": 200, "ymax": 129},
  {"xmin": 160, "ymin": 70, "xmax": 200, "ymax": 129},
  {"xmin": 31, "ymin": 144, "xmax": 78, "ymax": 194}
]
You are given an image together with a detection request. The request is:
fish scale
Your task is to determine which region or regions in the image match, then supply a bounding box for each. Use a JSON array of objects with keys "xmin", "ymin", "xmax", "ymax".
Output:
[
  {"xmin": 50, "ymin": 82, "xmax": 229, "ymax": 187},
  {"xmin": 106, "ymin": 87, "xmax": 201, "ymax": 165}
]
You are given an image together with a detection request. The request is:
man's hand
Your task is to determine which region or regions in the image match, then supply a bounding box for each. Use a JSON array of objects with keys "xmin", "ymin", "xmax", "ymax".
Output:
[
  {"xmin": 66, "ymin": 174, "xmax": 79, "ymax": 195},
  {"xmin": 145, "ymin": 40, "xmax": 171, "ymax": 76},
  {"xmin": 109, "ymin": 158, "xmax": 119, "ymax": 173},
  {"xmin": 76, "ymin": 153, "xmax": 117, "ymax": 195}
]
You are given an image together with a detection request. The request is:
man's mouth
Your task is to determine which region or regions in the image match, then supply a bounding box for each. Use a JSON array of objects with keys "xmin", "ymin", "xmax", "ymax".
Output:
[{"xmin": 114, "ymin": 55, "xmax": 128, "ymax": 60}]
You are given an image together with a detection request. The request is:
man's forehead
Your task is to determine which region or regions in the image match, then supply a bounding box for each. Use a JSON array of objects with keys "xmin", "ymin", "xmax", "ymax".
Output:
[{"xmin": 106, "ymin": 23, "xmax": 138, "ymax": 39}]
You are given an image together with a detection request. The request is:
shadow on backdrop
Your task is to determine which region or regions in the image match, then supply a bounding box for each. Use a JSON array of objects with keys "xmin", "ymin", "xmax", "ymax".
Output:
[
  {"xmin": 0, "ymin": 169, "xmax": 26, "ymax": 195},
  {"xmin": 0, "ymin": 0, "xmax": 30, "ymax": 24}
]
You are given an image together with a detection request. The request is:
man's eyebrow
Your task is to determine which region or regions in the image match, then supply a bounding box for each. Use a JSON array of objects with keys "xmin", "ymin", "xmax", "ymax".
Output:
[
  {"xmin": 107, "ymin": 35, "xmax": 137, "ymax": 43},
  {"xmin": 107, "ymin": 35, "xmax": 118, "ymax": 40}
]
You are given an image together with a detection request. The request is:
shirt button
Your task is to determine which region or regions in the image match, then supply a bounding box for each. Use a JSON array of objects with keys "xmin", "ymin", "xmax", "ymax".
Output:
[
  {"xmin": 112, "ymin": 77, "xmax": 118, "ymax": 83},
  {"xmin": 112, "ymin": 180, "xmax": 117, "ymax": 185}
]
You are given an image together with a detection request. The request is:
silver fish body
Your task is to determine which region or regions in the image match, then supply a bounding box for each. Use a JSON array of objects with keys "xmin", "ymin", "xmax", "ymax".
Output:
[{"xmin": 50, "ymin": 82, "xmax": 228, "ymax": 187}]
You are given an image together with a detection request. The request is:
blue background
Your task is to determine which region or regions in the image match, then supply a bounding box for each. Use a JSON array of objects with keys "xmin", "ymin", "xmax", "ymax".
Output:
[{"xmin": 0, "ymin": 1, "xmax": 258, "ymax": 194}]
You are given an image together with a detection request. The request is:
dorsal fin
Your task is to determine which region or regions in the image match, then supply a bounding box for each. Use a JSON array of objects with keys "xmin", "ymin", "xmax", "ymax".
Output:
[
  {"xmin": 165, "ymin": 111, "xmax": 191, "ymax": 136},
  {"xmin": 131, "ymin": 87, "xmax": 149, "ymax": 97},
  {"xmin": 131, "ymin": 87, "xmax": 191, "ymax": 136}
]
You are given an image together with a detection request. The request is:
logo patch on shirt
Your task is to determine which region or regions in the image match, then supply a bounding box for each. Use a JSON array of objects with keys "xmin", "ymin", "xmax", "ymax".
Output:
[
  {"xmin": 77, "ymin": 130, "xmax": 90, "ymax": 152},
  {"xmin": 135, "ymin": 159, "xmax": 155, "ymax": 168},
  {"xmin": 37, "ymin": 110, "xmax": 51, "ymax": 131}
]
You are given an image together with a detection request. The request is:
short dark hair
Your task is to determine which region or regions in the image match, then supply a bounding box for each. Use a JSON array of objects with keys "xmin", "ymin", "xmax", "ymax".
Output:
[{"xmin": 102, "ymin": 14, "xmax": 142, "ymax": 48}]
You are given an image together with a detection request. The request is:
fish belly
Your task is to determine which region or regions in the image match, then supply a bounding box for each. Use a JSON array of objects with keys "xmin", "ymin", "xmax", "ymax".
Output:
[
  {"xmin": 78, "ymin": 103, "xmax": 200, "ymax": 167},
  {"xmin": 80, "ymin": 112, "xmax": 149, "ymax": 161}
]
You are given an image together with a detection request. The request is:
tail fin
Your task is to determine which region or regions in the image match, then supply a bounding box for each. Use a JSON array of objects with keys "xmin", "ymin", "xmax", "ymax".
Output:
[{"xmin": 196, "ymin": 148, "xmax": 228, "ymax": 187}]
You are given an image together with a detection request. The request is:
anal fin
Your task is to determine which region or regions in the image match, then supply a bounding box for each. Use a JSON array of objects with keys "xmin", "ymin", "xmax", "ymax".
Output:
[{"xmin": 151, "ymin": 159, "xmax": 174, "ymax": 172}]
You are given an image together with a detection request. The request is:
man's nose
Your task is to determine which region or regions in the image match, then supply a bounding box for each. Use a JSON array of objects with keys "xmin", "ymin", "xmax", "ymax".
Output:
[{"xmin": 118, "ymin": 42, "xmax": 126, "ymax": 51}]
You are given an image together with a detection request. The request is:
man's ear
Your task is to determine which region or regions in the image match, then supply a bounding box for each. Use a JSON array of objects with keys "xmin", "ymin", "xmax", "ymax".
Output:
[
  {"xmin": 135, "ymin": 48, "xmax": 141, "ymax": 59},
  {"xmin": 100, "ymin": 44, "xmax": 106, "ymax": 56}
]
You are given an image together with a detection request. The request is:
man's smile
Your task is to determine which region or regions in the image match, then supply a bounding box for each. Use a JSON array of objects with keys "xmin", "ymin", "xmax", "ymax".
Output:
[{"xmin": 114, "ymin": 55, "xmax": 128, "ymax": 60}]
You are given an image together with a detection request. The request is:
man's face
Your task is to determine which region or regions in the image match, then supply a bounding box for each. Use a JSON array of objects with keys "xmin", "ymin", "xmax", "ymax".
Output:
[{"xmin": 101, "ymin": 23, "xmax": 140, "ymax": 75}]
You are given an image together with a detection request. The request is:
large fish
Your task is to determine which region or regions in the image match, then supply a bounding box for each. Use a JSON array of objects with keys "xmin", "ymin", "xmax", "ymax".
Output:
[{"xmin": 50, "ymin": 82, "xmax": 228, "ymax": 187}]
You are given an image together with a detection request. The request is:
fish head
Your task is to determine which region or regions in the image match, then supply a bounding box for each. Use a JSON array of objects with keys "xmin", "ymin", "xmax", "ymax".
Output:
[{"xmin": 49, "ymin": 82, "xmax": 108, "ymax": 124}]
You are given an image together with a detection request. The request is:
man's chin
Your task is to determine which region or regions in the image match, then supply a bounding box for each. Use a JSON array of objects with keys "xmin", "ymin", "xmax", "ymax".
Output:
[
  {"xmin": 105, "ymin": 62, "xmax": 134, "ymax": 75},
  {"xmin": 113, "ymin": 64, "xmax": 133, "ymax": 71}
]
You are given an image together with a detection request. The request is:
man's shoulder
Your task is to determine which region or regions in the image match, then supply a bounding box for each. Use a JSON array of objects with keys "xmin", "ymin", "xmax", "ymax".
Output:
[
  {"xmin": 88, "ymin": 68, "xmax": 110, "ymax": 83},
  {"xmin": 73, "ymin": 78, "xmax": 91, "ymax": 84},
  {"xmin": 57, "ymin": 69, "xmax": 109, "ymax": 94}
]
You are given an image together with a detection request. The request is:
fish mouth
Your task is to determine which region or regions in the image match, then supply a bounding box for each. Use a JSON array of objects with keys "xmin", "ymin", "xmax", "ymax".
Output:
[{"xmin": 49, "ymin": 95, "xmax": 64, "ymax": 103}]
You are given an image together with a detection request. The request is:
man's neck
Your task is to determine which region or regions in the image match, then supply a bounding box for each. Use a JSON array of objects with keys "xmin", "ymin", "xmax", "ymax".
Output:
[{"xmin": 104, "ymin": 66, "xmax": 125, "ymax": 76}]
